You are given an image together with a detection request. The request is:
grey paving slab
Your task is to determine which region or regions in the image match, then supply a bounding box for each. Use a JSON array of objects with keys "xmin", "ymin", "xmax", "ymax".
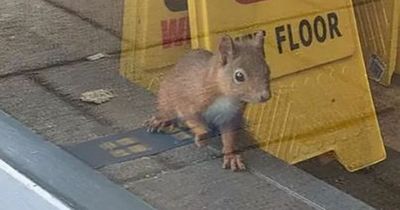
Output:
[
  {"xmin": 37, "ymin": 57, "xmax": 156, "ymax": 130},
  {"xmin": 0, "ymin": 0, "xmax": 120, "ymax": 75},
  {"xmin": 0, "ymin": 76, "xmax": 114, "ymax": 144},
  {"xmin": 128, "ymin": 160, "xmax": 316, "ymax": 210},
  {"xmin": 43, "ymin": 0, "xmax": 124, "ymax": 36},
  {"xmin": 100, "ymin": 144, "xmax": 218, "ymax": 184},
  {"xmin": 100, "ymin": 157, "xmax": 169, "ymax": 185}
]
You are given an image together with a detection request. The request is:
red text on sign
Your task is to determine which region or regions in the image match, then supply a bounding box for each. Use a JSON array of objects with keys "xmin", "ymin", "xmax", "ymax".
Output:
[{"xmin": 161, "ymin": 16, "xmax": 191, "ymax": 48}]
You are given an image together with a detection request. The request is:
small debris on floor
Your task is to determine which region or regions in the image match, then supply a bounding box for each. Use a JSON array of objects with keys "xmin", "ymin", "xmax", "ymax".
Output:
[
  {"xmin": 334, "ymin": 177, "xmax": 345, "ymax": 184},
  {"xmin": 86, "ymin": 53, "xmax": 108, "ymax": 61},
  {"xmin": 80, "ymin": 89, "xmax": 114, "ymax": 104}
]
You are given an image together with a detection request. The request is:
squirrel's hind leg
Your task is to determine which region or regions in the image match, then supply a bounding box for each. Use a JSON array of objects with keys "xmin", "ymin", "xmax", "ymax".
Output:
[{"xmin": 178, "ymin": 112, "xmax": 209, "ymax": 148}]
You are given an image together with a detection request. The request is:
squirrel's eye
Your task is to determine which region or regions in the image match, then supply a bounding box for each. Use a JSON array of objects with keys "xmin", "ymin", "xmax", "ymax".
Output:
[{"xmin": 234, "ymin": 70, "xmax": 246, "ymax": 83}]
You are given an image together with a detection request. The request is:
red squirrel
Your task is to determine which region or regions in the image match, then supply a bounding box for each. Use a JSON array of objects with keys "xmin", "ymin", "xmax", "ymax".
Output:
[{"xmin": 145, "ymin": 31, "xmax": 271, "ymax": 171}]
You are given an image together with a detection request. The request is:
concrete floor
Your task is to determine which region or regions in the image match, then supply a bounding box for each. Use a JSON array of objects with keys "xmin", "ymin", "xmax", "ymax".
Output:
[{"xmin": 1, "ymin": 0, "xmax": 400, "ymax": 209}]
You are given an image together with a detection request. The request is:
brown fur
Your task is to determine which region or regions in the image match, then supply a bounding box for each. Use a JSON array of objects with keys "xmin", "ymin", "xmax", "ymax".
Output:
[{"xmin": 145, "ymin": 31, "xmax": 271, "ymax": 171}]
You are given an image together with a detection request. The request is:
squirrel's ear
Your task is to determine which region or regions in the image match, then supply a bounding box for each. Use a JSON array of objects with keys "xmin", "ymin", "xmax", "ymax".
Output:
[
  {"xmin": 218, "ymin": 34, "xmax": 236, "ymax": 65},
  {"xmin": 254, "ymin": 30, "xmax": 266, "ymax": 55}
]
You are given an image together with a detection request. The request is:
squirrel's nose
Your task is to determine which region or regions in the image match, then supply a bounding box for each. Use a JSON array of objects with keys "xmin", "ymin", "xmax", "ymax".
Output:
[{"xmin": 259, "ymin": 90, "xmax": 270, "ymax": 102}]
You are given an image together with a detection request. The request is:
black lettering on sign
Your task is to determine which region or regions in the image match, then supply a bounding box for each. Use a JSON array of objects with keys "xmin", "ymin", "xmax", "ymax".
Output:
[
  {"xmin": 328, "ymin": 12, "xmax": 342, "ymax": 38},
  {"xmin": 287, "ymin": 24, "xmax": 300, "ymax": 51},
  {"xmin": 299, "ymin": 19, "xmax": 312, "ymax": 47},
  {"xmin": 274, "ymin": 12, "xmax": 343, "ymax": 54},
  {"xmin": 314, "ymin": 15, "xmax": 327, "ymax": 42},
  {"xmin": 275, "ymin": 25, "xmax": 286, "ymax": 54}
]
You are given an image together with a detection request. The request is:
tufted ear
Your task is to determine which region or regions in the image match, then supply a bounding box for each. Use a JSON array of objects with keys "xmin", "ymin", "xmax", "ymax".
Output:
[
  {"xmin": 218, "ymin": 34, "xmax": 237, "ymax": 66},
  {"xmin": 254, "ymin": 30, "xmax": 266, "ymax": 56}
]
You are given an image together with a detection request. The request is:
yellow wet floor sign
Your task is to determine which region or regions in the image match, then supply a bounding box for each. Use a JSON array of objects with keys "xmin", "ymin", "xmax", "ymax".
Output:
[
  {"xmin": 188, "ymin": 0, "xmax": 386, "ymax": 171},
  {"xmin": 353, "ymin": 0, "xmax": 400, "ymax": 86},
  {"xmin": 120, "ymin": 0, "xmax": 191, "ymax": 92}
]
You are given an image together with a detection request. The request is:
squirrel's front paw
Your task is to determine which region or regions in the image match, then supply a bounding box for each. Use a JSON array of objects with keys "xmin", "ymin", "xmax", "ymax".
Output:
[
  {"xmin": 144, "ymin": 116, "xmax": 171, "ymax": 133},
  {"xmin": 222, "ymin": 153, "xmax": 246, "ymax": 171}
]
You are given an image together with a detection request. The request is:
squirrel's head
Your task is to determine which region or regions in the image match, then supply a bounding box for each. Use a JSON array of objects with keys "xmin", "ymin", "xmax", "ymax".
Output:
[{"xmin": 215, "ymin": 31, "xmax": 271, "ymax": 103}]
